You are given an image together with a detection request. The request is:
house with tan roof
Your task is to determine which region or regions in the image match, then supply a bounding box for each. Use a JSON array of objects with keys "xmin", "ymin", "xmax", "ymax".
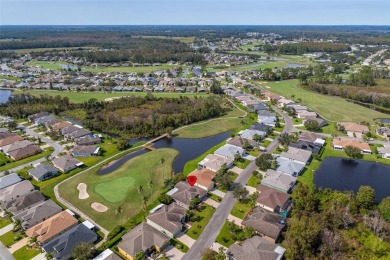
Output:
[
  {"xmin": 26, "ymin": 211, "xmax": 78, "ymax": 244},
  {"xmin": 338, "ymin": 122, "xmax": 369, "ymax": 138},
  {"xmin": 0, "ymin": 135, "xmax": 24, "ymax": 148},
  {"xmin": 146, "ymin": 203, "xmax": 186, "ymax": 238},
  {"xmin": 332, "ymin": 138, "xmax": 372, "ymax": 154},
  {"xmin": 280, "ymin": 147, "xmax": 312, "ymax": 165},
  {"xmin": 8, "ymin": 145, "xmax": 42, "ymax": 161},
  {"xmin": 2, "ymin": 140, "xmax": 34, "ymax": 154},
  {"xmin": 52, "ymin": 155, "xmax": 83, "ymax": 173},
  {"xmin": 227, "ymin": 236, "xmax": 285, "ymax": 260},
  {"xmin": 256, "ymin": 185, "xmax": 291, "ymax": 215},
  {"xmin": 2, "ymin": 190, "xmax": 45, "ymax": 215},
  {"xmin": 50, "ymin": 121, "xmax": 72, "ymax": 132},
  {"xmin": 0, "ymin": 180, "xmax": 35, "ymax": 206},
  {"xmin": 169, "ymin": 181, "xmax": 208, "ymax": 209},
  {"xmin": 198, "ymin": 154, "xmax": 234, "ymax": 172},
  {"xmin": 118, "ymin": 222, "xmax": 170, "ymax": 260},
  {"xmin": 188, "ymin": 168, "xmax": 216, "ymax": 191}
]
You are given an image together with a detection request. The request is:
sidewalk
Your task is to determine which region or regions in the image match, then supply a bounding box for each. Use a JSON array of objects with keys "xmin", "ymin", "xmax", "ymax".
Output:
[
  {"xmin": 176, "ymin": 232, "xmax": 196, "ymax": 248},
  {"xmin": 0, "ymin": 224, "xmax": 13, "ymax": 236},
  {"xmin": 227, "ymin": 214, "xmax": 243, "ymax": 227}
]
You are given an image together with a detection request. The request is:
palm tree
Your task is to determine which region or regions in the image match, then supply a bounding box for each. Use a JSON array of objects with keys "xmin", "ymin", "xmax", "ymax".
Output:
[
  {"xmin": 142, "ymin": 196, "xmax": 148, "ymax": 211},
  {"xmin": 138, "ymin": 185, "xmax": 143, "ymax": 194},
  {"xmin": 115, "ymin": 205, "xmax": 123, "ymax": 225},
  {"xmin": 160, "ymin": 157, "xmax": 165, "ymax": 180},
  {"xmin": 148, "ymin": 181, "xmax": 153, "ymax": 197}
]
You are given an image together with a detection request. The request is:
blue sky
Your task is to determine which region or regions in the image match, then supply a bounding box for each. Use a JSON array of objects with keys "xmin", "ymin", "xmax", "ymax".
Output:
[{"xmin": 0, "ymin": 0, "xmax": 389, "ymax": 25}]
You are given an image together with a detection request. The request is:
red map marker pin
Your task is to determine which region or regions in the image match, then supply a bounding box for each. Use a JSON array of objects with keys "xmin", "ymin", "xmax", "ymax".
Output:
[{"xmin": 187, "ymin": 176, "xmax": 197, "ymax": 186}]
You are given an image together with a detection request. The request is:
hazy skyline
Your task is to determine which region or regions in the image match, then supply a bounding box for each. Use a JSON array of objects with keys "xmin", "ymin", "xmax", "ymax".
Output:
[{"xmin": 0, "ymin": 0, "xmax": 389, "ymax": 25}]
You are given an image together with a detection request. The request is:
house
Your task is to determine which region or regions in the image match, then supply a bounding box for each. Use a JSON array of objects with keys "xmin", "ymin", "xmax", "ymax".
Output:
[
  {"xmin": 289, "ymin": 140, "xmax": 321, "ymax": 154},
  {"xmin": 275, "ymin": 157, "xmax": 305, "ymax": 177},
  {"xmin": 52, "ymin": 155, "xmax": 83, "ymax": 173},
  {"xmin": 227, "ymin": 235, "xmax": 285, "ymax": 260},
  {"xmin": 332, "ymin": 138, "xmax": 372, "ymax": 154},
  {"xmin": 61, "ymin": 125, "xmax": 80, "ymax": 136},
  {"xmin": 377, "ymin": 145, "xmax": 390, "ymax": 159},
  {"xmin": 277, "ymin": 98, "xmax": 294, "ymax": 108},
  {"xmin": 0, "ymin": 134, "xmax": 24, "ymax": 148},
  {"xmin": 64, "ymin": 128, "xmax": 91, "ymax": 140},
  {"xmin": 93, "ymin": 249, "xmax": 122, "ymax": 260},
  {"xmin": 303, "ymin": 117, "xmax": 328, "ymax": 127},
  {"xmin": 242, "ymin": 207, "xmax": 286, "ymax": 243},
  {"xmin": 338, "ymin": 122, "xmax": 369, "ymax": 138},
  {"xmin": 256, "ymin": 185, "xmax": 291, "ymax": 215},
  {"xmin": 298, "ymin": 132, "xmax": 325, "ymax": 146},
  {"xmin": 34, "ymin": 115, "xmax": 57, "ymax": 126},
  {"xmin": 280, "ymin": 147, "xmax": 312, "ymax": 165},
  {"xmin": 0, "ymin": 180, "xmax": 35, "ymax": 206},
  {"xmin": 198, "ymin": 154, "xmax": 233, "ymax": 172},
  {"xmin": 238, "ymin": 129, "xmax": 266, "ymax": 141},
  {"xmin": 146, "ymin": 203, "xmax": 186, "ymax": 238},
  {"xmin": 188, "ymin": 168, "xmax": 216, "ymax": 191},
  {"xmin": 50, "ymin": 121, "xmax": 72, "ymax": 132},
  {"xmin": 118, "ymin": 222, "xmax": 170, "ymax": 260},
  {"xmin": 258, "ymin": 111, "xmax": 277, "ymax": 127},
  {"xmin": 263, "ymin": 92, "xmax": 281, "ymax": 102},
  {"xmin": 72, "ymin": 145, "xmax": 100, "ymax": 157},
  {"xmin": 28, "ymin": 112, "xmax": 49, "ymax": 122},
  {"xmin": 261, "ymin": 170, "xmax": 297, "ymax": 193},
  {"xmin": 8, "ymin": 145, "xmax": 42, "ymax": 161},
  {"xmin": 3, "ymin": 190, "xmax": 45, "ymax": 215},
  {"xmin": 26, "ymin": 211, "xmax": 78, "ymax": 244},
  {"xmin": 75, "ymin": 134, "xmax": 102, "ymax": 145},
  {"xmin": 227, "ymin": 136, "xmax": 257, "ymax": 149},
  {"xmin": 28, "ymin": 163, "xmax": 59, "ymax": 181},
  {"xmin": 168, "ymin": 181, "xmax": 208, "ymax": 209},
  {"xmin": 297, "ymin": 111, "xmax": 317, "ymax": 119},
  {"xmin": 2, "ymin": 140, "xmax": 34, "ymax": 154},
  {"xmin": 214, "ymin": 144, "xmax": 245, "ymax": 160},
  {"xmin": 42, "ymin": 224, "xmax": 97, "ymax": 260},
  {"xmin": 250, "ymin": 123, "xmax": 272, "ymax": 133},
  {"xmin": 376, "ymin": 127, "xmax": 390, "ymax": 141},
  {"xmin": 13, "ymin": 199, "xmax": 62, "ymax": 229},
  {"xmin": 0, "ymin": 173, "xmax": 22, "ymax": 191}
]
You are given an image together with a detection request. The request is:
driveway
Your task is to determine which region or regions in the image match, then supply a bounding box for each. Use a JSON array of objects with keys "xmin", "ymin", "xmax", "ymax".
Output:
[
  {"xmin": 210, "ymin": 188, "xmax": 225, "ymax": 198},
  {"xmin": 0, "ymin": 224, "xmax": 13, "ymax": 236},
  {"xmin": 203, "ymin": 198, "xmax": 220, "ymax": 208},
  {"xmin": 230, "ymin": 166, "xmax": 243, "ymax": 175},
  {"xmin": 164, "ymin": 245, "xmax": 185, "ymax": 260},
  {"xmin": 227, "ymin": 214, "xmax": 243, "ymax": 227},
  {"xmin": 245, "ymin": 185, "xmax": 257, "ymax": 195},
  {"xmin": 8, "ymin": 237, "xmax": 28, "ymax": 253},
  {"xmin": 177, "ymin": 232, "xmax": 196, "ymax": 248}
]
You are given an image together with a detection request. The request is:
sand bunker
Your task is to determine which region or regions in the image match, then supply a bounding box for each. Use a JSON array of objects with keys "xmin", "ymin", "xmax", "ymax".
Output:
[
  {"xmin": 77, "ymin": 183, "xmax": 89, "ymax": 199},
  {"xmin": 91, "ymin": 202, "xmax": 108, "ymax": 212}
]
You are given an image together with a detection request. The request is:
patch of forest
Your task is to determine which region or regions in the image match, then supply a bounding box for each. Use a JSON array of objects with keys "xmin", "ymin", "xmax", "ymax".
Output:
[
  {"xmin": 276, "ymin": 42, "xmax": 350, "ymax": 55},
  {"xmin": 0, "ymin": 93, "xmax": 230, "ymax": 138}
]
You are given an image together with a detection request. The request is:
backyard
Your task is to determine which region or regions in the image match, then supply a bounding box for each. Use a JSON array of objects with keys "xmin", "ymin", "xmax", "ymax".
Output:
[{"xmin": 58, "ymin": 148, "xmax": 178, "ymax": 230}]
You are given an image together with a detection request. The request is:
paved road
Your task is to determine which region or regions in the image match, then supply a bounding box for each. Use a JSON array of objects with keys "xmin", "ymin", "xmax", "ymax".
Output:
[
  {"xmin": 0, "ymin": 124, "xmax": 64, "ymax": 176},
  {"xmin": 0, "ymin": 242, "xmax": 14, "ymax": 260},
  {"xmin": 183, "ymin": 101, "xmax": 293, "ymax": 260}
]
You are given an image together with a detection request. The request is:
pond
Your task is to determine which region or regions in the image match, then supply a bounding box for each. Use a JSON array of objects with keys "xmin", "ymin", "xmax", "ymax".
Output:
[
  {"xmin": 97, "ymin": 131, "xmax": 232, "ymax": 175},
  {"xmin": 314, "ymin": 157, "xmax": 390, "ymax": 202},
  {"xmin": 0, "ymin": 89, "xmax": 12, "ymax": 104}
]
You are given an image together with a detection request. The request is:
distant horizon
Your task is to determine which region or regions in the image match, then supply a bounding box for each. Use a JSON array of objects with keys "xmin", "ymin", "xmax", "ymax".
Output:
[
  {"xmin": 1, "ymin": 24, "xmax": 389, "ymax": 26},
  {"xmin": 1, "ymin": 0, "xmax": 389, "ymax": 26}
]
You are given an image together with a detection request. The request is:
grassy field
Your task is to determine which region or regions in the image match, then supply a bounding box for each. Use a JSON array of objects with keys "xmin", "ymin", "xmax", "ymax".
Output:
[
  {"xmin": 0, "ymin": 147, "xmax": 54, "ymax": 172},
  {"xmin": 174, "ymin": 107, "xmax": 246, "ymax": 139},
  {"xmin": 0, "ymin": 231, "xmax": 24, "ymax": 247},
  {"xmin": 12, "ymin": 245, "xmax": 41, "ymax": 260},
  {"xmin": 230, "ymin": 201, "xmax": 252, "ymax": 219},
  {"xmin": 26, "ymin": 60, "xmax": 176, "ymax": 73},
  {"xmin": 186, "ymin": 204, "xmax": 216, "ymax": 239},
  {"xmin": 247, "ymin": 175, "xmax": 259, "ymax": 188},
  {"xmin": 58, "ymin": 148, "xmax": 178, "ymax": 230},
  {"xmin": 258, "ymin": 80, "xmax": 389, "ymax": 123},
  {"xmin": 0, "ymin": 76, "xmax": 21, "ymax": 82},
  {"xmin": 215, "ymin": 221, "xmax": 243, "ymax": 247},
  {"xmin": 207, "ymin": 61, "xmax": 289, "ymax": 72},
  {"xmin": 13, "ymin": 89, "xmax": 208, "ymax": 103}
]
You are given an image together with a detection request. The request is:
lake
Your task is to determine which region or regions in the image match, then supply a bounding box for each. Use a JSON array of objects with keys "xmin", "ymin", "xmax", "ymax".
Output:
[
  {"xmin": 314, "ymin": 157, "xmax": 390, "ymax": 202},
  {"xmin": 97, "ymin": 131, "xmax": 232, "ymax": 175},
  {"xmin": 0, "ymin": 89, "xmax": 12, "ymax": 104}
]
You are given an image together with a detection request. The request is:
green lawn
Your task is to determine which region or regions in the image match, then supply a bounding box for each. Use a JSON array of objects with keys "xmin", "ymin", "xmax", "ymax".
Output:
[
  {"xmin": 230, "ymin": 201, "xmax": 252, "ymax": 219},
  {"xmin": 258, "ymin": 80, "xmax": 389, "ymax": 123},
  {"xmin": 208, "ymin": 193, "xmax": 223, "ymax": 203},
  {"xmin": 174, "ymin": 107, "xmax": 246, "ymax": 139},
  {"xmin": 171, "ymin": 238, "xmax": 189, "ymax": 253},
  {"xmin": 13, "ymin": 89, "xmax": 208, "ymax": 103},
  {"xmin": 217, "ymin": 172, "xmax": 238, "ymax": 192},
  {"xmin": 0, "ymin": 217, "xmax": 11, "ymax": 229},
  {"xmin": 247, "ymin": 149, "xmax": 261, "ymax": 157},
  {"xmin": 26, "ymin": 60, "xmax": 177, "ymax": 73},
  {"xmin": 234, "ymin": 159, "xmax": 251, "ymax": 169},
  {"xmin": 0, "ymin": 147, "xmax": 54, "ymax": 172},
  {"xmin": 0, "ymin": 231, "xmax": 24, "ymax": 247},
  {"xmin": 58, "ymin": 148, "xmax": 178, "ymax": 230},
  {"xmin": 215, "ymin": 221, "xmax": 243, "ymax": 247},
  {"xmin": 186, "ymin": 204, "xmax": 216, "ymax": 239},
  {"xmin": 247, "ymin": 175, "xmax": 259, "ymax": 188},
  {"xmin": 12, "ymin": 245, "xmax": 41, "ymax": 260}
]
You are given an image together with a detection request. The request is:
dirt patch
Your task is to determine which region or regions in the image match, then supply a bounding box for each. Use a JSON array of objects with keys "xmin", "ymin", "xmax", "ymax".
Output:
[
  {"xmin": 77, "ymin": 183, "xmax": 89, "ymax": 199},
  {"xmin": 91, "ymin": 202, "xmax": 108, "ymax": 212}
]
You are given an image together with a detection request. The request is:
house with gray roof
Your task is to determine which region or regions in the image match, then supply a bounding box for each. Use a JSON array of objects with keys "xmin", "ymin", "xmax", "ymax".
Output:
[
  {"xmin": 34, "ymin": 115, "xmax": 57, "ymax": 126},
  {"xmin": 118, "ymin": 222, "xmax": 170, "ymax": 260},
  {"xmin": 42, "ymin": 223, "xmax": 97, "ymax": 260},
  {"xmin": 28, "ymin": 163, "xmax": 59, "ymax": 181},
  {"xmin": 0, "ymin": 180, "xmax": 35, "ymax": 206},
  {"xmin": 227, "ymin": 235, "xmax": 285, "ymax": 260},
  {"xmin": 93, "ymin": 249, "xmax": 122, "ymax": 260},
  {"xmin": 75, "ymin": 134, "xmax": 102, "ymax": 145},
  {"xmin": 261, "ymin": 169, "xmax": 297, "ymax": 193},
  {"xmin": 275, "ymin": 157, "xmax": 305, "ymax": 177},
  {"xmin": 72, "ymin": 145, "xmax": 100, "ymax": 157},
  {"xmin": 289, "ymin": 140, "xmax": 321, "ymax": 154},
  {"xmin": 0, "ymin": 173, "xmax": 22, "ymax": 191},
  {"xmin": 238, "ymin": 129, "xmax": 266, "ymax": 141},
  {"xmin": 280, "ymin": 147, "xmax": 312, "ymax": 165},
  {"xmin": 64, "ymin": 128, "xmax": 91, "ymax": 140},
  {"xmin": 3, "ymin": 190, "xmax": 46, "ymax": 215},
  {"xmin": 2, "ymin": 140, "xmax": 34, "ymax": 154},
  {"xmin": 146, "ymin": 203, "xmax": 186, "ymax": 238},
  {"xmin": 28, "ymin": 112, "xmax": 49, "ymax": 122},
  {"xmin": 169, "ymin": 181, "xmax": 207, "ymax": 209},
  {"xmin": 61, "ymin": 125, "xmax": 80, "ymax": 135},
  {"xmin": 8, "ymin": 145, "xmax": 42, "ymax": 161},
  {"xmin": 242, "ymin": 207, "xmax": 286, "ymax": 243},
  {"xmin": 52, "ymin": 155, "xmax": 83, "ymax": 173},
  {"xmin": 214, "ymin": 144, "xmax": 245, "ymax": 160},
  {"xmin": 13, "ymin": 199, "xmax": 62, "ymax": 229}
]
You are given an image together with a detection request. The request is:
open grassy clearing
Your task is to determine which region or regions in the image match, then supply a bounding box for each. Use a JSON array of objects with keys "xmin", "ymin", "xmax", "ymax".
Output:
[
  {"xmin": 26, "ymin": 60, "xmax": 176, "ymax": 73},
  {"xmin": 58, "ymin": 148, "xmax": 178, "ymax": 230},
  {"xmin": 258, "ymin": 79, "xmax": 389, "ymax": 123},
  {"xmin": 13, "ymin": 89, "xmax": 208, "ymax": 103}
]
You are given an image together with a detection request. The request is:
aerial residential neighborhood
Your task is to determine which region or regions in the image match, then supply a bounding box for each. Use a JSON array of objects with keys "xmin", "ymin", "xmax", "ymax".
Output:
[{"xmin": 0, "ymin": 4, "xmax": 390, "ymax": 260}]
